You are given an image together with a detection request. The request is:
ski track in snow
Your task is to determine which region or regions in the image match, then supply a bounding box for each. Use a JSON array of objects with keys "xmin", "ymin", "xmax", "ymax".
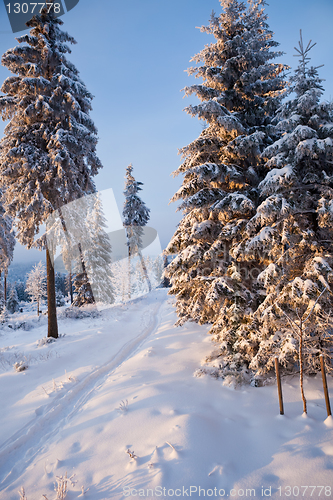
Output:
[{"xmin": 0, "ymin": 298, "xmax": 163, "ymax": 491}]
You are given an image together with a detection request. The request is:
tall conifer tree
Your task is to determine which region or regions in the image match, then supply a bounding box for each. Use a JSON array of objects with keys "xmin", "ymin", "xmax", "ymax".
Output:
[
  {"xmin": 123, "ymin": 165, "xmax": 151, "ymax": 298},
  {"xmin": 7, "ymin": 283, "xmax": 19, "ymax": 314},
  {"xmin": 234, "ymin": 32, "xmax": 333, "ymax": 381},
  {"xmin": 0, "ymin": 9, "xmax": 102, "ymax": 336},
  {"xmin": 166, "ymin": 0, "xmax": 287, "ymax": 349},
  {"xmin": 74, "ymin": 194, "xmax": 115, "ymax": 305}
]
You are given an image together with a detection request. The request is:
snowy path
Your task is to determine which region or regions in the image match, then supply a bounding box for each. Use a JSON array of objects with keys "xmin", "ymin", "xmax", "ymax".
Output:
[
  {"xmin": 0, "ymin": 290, "xmax": 333, "ymax": 500},
  {"xmin": 0, "ymin": 292, "xmax": 164, "ymax": 495}
]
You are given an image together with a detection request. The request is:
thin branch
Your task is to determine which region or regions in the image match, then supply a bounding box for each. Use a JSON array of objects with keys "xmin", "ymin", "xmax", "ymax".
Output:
[
  {"xmin": 270, "ymin": 210, "xmax": 318, "ymax": 231},
  {"xmin": 274, "ymin": 302, "xmax": 301, "ymax": 338},
  {"xmin": 299, "ymin": 29, "xmax": 303, "ymax": 52},
  {"xmin": 305, "ymin": 39, "xmax": 313, "ymax": 52},
  {"xmin": 266, "ymin": 183, "xmax": 333, "ymax": 199},
  {"xmin": 306, "ymin": 42, "xmax": 317, "ymax": 53},
  {"xmin": 295, "ymin": 307, "xmax": 301, "ymax": 321},
  {"xmin": 303, "ymin": 286, "xmax": 328, "ymax": 324}
]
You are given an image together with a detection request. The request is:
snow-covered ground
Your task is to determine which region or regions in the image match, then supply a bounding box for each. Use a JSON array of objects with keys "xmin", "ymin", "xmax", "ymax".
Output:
[{"xmin": 0, "ymin": 289, "xmax": 332, "ymax": 500}]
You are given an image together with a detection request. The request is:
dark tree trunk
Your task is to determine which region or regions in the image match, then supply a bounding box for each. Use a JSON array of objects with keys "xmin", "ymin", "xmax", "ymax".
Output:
[
  {"xmin": 72, "ymin": 244, "xmax": 95, "ymax": 306},
  {"xmin": 80, "ymin": 242, "xmax": 95, "ymax": 302},
  {"xmin": 128, "ymin": 246, "xmax": 131, "ymax": 300},
  {"xmin": 161, "ymin": 254, "xmax": 171, "ymax": 288},
  {"xmin": 4, "ymin": 271, "xmax": 7, "ymax": 306},
  {"xmin": 46, "ymin": 247, "xmax": 58, "ymax": 338},
  {"xmin": 66, "ymin": 263, "xmax": 73, "ymax": 304},
  {"xmin": 139, "ymin": 252, "xmax": 151, "ymax": 292},
  {"xmin": 69, "ymin": 270, "xmax": 73, "ymax": 304},
  {"xmin": 299, "ymin": 327, "xmax": 307, "ymax": 414}
]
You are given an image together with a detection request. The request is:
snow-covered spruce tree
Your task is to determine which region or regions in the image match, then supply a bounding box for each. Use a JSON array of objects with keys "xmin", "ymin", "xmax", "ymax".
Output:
[
  {"xmin": 134, "ymin": 255, "xmax": 156, "ymax": 295},
  {"xmin": 55, "ymin": 272, "xmax": 66, "ymax": 296},
  {"xmin": 72, "ymin": 269, "xmax": 94, "ymax": 306},
  {"xmin": 0, "ymin": 8, "xmax": 102, "ymax": 337},
  {"xmin": 53, "ymin": 192, "xmax": 114, "ymax": 307},
  {"xmin": 153, "ymin": 255, "xmax": 164, "ymax": 286},
  {"xmin": 165, "ymin": 0, "xmax": 287, "ymax": 374},
  {"xmin": 123, "ymin": 164, "xmax": 151, "ymax": 299},
  {"xmin": 26, "ymin": 261, "xmax": 46, "ymax": 316},
  {"xmin": 65, "ymin": 271, "xmax": 73, "ymax": 303},
  {"xmin": 7, "ymin": 284, "xmax": 19, "ymax": 314},
  {"xmin": 111, "ymin": 258, "xmax": 131, "ymax": 303},
  {"xmin": 55, "ymin": 288, "xmax": 65, "ymax": 307},
  {"xmin": 231, "ymin": 32, "xmax": 333, "ymax": 383},
  {"xmin": 77, "ymin": 194, "xmax": 114, "ymax": 305},
  {"xmin": 15, "ymin": 280, "xmax": 29, "ymax": 302},
  {"xmin": 53, "ymin": 194, "xmax": 95, "ymax": 307}
]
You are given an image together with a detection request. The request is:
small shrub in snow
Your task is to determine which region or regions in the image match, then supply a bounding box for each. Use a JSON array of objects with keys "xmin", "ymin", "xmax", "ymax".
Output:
[
  {"xmin": 8, "ymin": 321, "xmax": 31, "ymax": 331},
  {"xmin": 14, "ymin": 360, "xmax": 28, "ymax": 372},
  {"xmin": 12, "ymin": 321, "xmax": 23, "ymax": 330},
  {"xmin": 37, "ymin": 337, "xmax": 57, "ymax": 347},
  {"xmin": 53, "ymin": 472, "xmax": 77, "ymax": 499},
  {"xmin": 63, "ymin": 305, "xmax": 100, "ymax": 319},
  {"xmin": 78, "ymin": 485, "xmax": 89, "ymax": 497},
  {"xmin": 126, "ymin": 449, "xmax": 137, "ymax": 459},
  {"xmin": 116, "ymin": 399, "xmax": 129, "ymax": 413},
  {"xmin": 19, "ymin": 472, "xmax": 78, "ymax": 500},
  {"xmin": 65, "ymin": 369, "xmax": 76, "ymax": 383},
  {"xmin": 37, "ymin": 334, "xmax": 65, "ymax": 348},
  {"xmin": 193, "ymin": 368, "xmax": 207, "ymax": 378},
  {"xmin": 18, "ymin": 487, "xmax": 27, "ymax": 499}
]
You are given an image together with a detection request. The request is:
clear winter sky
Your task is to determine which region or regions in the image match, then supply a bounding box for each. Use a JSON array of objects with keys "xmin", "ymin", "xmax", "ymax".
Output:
[{"xmin": 0, "ymin": 0, "xmax": 332, "ymax": 263}]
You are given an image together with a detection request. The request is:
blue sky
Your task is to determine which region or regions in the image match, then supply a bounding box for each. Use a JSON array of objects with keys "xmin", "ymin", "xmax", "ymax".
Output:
[{"xmin": 0, "ymin": 0, "xmax": 332, "ymax": 263}]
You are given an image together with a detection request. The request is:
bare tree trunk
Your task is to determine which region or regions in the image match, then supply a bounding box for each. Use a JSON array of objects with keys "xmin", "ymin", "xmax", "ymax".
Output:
[
  {"xmin": 274, "ymin": 357, "xmax": 284, "ymax": 415},
  {"xmin": 4, "ymin": 270, "xmax": 7, "ymax": 306},
  {"xmin": 69, "ymin": 270, "xmax": 73, "ymax": 304},
  {"xmin": 127, "ymin": 235, "xmax": 132, "ymax": 300},
  {"xmin": 139, "ymin": 252, "xmax": 151, "ymax": 292},
  {"xmin": 299, "ymin": 324, "xmax": 307, "ymax": 414},
  {"xmin": 37, "ymin": 297, "xmax": 40, "ymax": 317},
  {"xmin": 58, "ymin": 207, "xmax": 74, "ymax": 305},
  {"xmin": 127, "ymin": 252, "xmax": 131, "ymax": 300},
  {"xmin": 65, "ymin": 263, "xmax": 73, "ymax": 304},
  {"xmin": 161, "ymin": 254, "xmax": 171, "ymax": 288},
  {"xmin": 122, "ymin": 267, "xmax": 126, "ymax": 303},
  {"xmin": 46, "ymin": 247, "xmax": 58, "ymax": 339},
  {"xmin": 78, "ymin": 242, "xmax": 95, "ymax": 304},
  {"xmin": 320, "ymin": 354, "xmax": 332, "ymax": 417}
]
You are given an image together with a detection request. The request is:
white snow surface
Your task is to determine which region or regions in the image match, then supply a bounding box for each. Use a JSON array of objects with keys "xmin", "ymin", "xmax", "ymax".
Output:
[{"xmin": 0, "ymin": 290, "xmax": 332, "ymax": 500}]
